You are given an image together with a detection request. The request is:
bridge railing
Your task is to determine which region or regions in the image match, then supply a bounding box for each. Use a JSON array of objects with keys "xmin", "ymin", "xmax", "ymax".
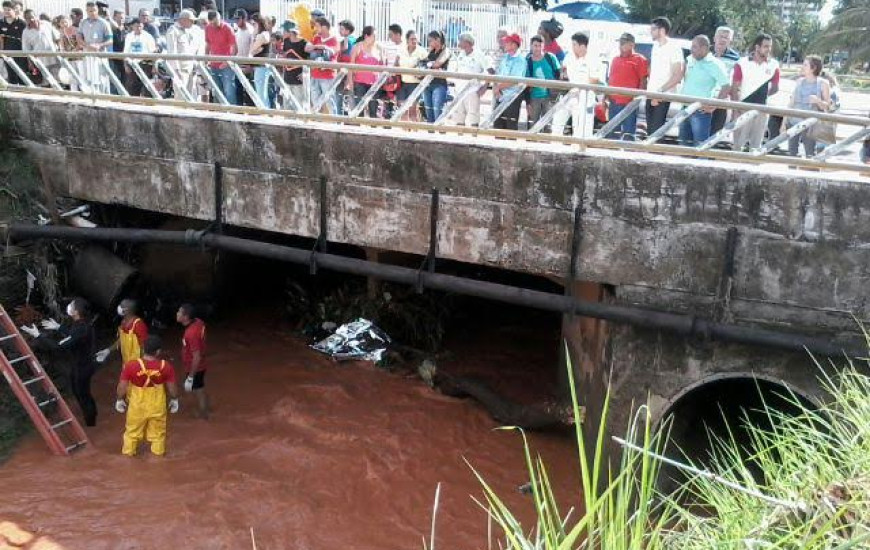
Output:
[{"xmin": 2, "ymin": 50, "xmax": 869, "ymax": 175}]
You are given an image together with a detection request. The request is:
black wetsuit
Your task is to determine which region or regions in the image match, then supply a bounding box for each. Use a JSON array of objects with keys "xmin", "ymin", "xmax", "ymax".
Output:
[{"xmin": 43, "ymin": 320, "xmax": 98, "ymax": 426}]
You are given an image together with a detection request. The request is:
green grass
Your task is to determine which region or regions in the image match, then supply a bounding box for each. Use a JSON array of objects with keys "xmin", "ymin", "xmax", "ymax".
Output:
[{"xmin": 463, "ymin": 344, "xmax": 870, "ymax": 549}]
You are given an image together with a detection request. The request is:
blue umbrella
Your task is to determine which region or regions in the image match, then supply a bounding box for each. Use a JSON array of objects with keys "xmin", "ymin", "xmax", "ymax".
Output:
[{"xmin": 548, "ymin": 1, "xmax": 622, "ymax": 21}]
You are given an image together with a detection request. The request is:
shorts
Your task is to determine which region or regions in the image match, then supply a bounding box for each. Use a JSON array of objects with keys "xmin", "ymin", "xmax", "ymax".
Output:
[
  {"xmin": 397, "ymin": 82, "xmax": 418, "ymax": 102},
  {"xmin": 191, "ymin": 370, "xmax": 206, "ymax": 390}
]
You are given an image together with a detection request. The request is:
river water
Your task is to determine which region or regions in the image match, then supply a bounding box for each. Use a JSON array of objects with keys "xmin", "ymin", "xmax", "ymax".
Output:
[{"xmin": 0, "ymin": 309, "xmax": 579, "ymax": 549}]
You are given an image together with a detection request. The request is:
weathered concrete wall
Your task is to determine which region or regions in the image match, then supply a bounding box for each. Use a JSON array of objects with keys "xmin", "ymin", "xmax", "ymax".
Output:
[{"xmin": 10, "ymin": 96, "xmax": 870, "ymax": 335}]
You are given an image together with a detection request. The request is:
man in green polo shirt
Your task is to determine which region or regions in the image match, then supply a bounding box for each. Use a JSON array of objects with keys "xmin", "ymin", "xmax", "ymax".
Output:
[{"xmin": 678, "ymin": 35, "xmax": 728, "ymax": 146}]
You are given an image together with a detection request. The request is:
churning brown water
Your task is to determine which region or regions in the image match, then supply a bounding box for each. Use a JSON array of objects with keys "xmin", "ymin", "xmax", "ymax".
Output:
[{"xmin": 0, "ymin": 310, "xmax": 579, "ymax": 549}]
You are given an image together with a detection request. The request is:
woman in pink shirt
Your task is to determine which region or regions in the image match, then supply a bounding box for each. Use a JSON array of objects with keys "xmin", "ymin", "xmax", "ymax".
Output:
[{"xmin": 346, "ymin": 26, "xmax": 383, "ymax": 118}]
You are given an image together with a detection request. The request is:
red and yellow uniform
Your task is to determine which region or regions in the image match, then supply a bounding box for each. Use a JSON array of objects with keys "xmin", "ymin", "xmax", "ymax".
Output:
[
  {"xmin": 118, "ymin": 317, "xmax": 148, "ymax": 365},
  {"xmin": 182, "ymin": 318, "xmax": 207, "ymax": 374},
  {"xmin": 120, "ymin": 358, "xmax": 176, "ymax": 456}
]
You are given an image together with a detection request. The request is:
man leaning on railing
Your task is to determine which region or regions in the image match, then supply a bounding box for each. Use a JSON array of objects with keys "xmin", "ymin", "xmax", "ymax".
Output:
[
  {"xmin": 678, "ymin": 35, "xmax": 729, "ymax": 146},
  {"xmin": 492, "ymin": 32, "xmax": 526, "ymax": 131}
]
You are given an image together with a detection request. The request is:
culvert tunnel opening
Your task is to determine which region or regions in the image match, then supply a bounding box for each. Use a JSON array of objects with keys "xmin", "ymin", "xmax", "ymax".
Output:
[{"xmin": 658, "ymin": 376, "xmax": 816, "ymax": 492}]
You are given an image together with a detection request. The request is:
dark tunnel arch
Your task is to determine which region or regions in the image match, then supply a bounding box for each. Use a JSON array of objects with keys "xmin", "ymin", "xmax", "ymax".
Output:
[{"xmin": 654, "ymin": 373, "xmax": 819, "ymax": 492}]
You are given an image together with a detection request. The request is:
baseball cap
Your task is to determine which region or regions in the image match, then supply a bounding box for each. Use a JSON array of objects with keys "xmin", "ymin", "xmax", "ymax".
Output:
[
  {"xmin": 502, "ymin": 33, "xmax": 522, "ymax": 46},
  {"xmin": 618, "ymin": 32, "xmax": 635, "ymax": 43},
  {"xmin": 310, "ymin": 8, "xmax": 325, "ymax": 17},
  {"xmin": 282, "ymin": 20, "xmax": 296, "ymax": 32}
]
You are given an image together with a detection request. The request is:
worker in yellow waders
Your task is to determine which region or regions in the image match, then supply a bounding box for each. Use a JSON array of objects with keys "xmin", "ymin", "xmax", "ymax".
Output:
[
  {"xmin": 95, "ymin": 298, "xmax": 149, "ymax": 367},
  {"xmin": 115, "ymin": 335, "xmax": 180, "ymax": 456}
]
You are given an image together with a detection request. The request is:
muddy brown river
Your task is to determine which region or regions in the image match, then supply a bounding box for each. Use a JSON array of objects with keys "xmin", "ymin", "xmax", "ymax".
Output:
[{"xmin": 0, "ymin": 310, "xmax": 579, "ymax": 549}]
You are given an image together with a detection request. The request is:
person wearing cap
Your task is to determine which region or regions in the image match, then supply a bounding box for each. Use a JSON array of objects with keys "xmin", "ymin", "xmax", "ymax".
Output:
[
  {"xmin": 95, "ymin": 0, "xmax": 109, "ymax": 18},
  {"xmin": 493, "ymin": 32, "xmax": 527, "ymax": 131},
  {"xmin": 646, "ymin": 17, "xmax": 685, "ymax": 136},
  {"xmin": 447, "ymin": 32, "xmax": 491, "ymax": 127},
  {"xmin": 606, "ymin": 32, "xmax": 648, "ymax": 140},
  {"xmin": 280, "ymin": 20, "xmax": 308, "ymax": 110},
  {"xmin": 165, "ymin": 9, "xmax": 202, "ymax": 100}
]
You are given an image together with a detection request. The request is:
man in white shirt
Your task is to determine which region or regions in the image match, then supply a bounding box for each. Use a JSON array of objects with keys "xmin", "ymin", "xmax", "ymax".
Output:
[
  {"xmin": 165, "ymin": 9, "xmax": 201, "ymax": 100},
  {"xmin": 645, "ymin": 16, "xmax": 685, "ymax": 135},
  {"xmin": 730, "ymin": 33, "xmax": 780, "ymax": 151},
  {"xmin": 382, "ymin": 23, "xmax": 402, "ymax": 67},
  {"xmin": 448, "ymin": 32, "xmax": 491, "ymax": 126},
  {"xmin": 21, "ymin": 9, "xmax": 56, "ymax": 85},
  {"xmin": 233, "ymin": 8, "xmax": 252, "ymax": 57},
  {"xmin": 552, "ymin": 32, "xmax": 602, "ymax": 138},
  {"xmin": 123, "ymin": 17, "xmax": 157, "ymax": 96}
]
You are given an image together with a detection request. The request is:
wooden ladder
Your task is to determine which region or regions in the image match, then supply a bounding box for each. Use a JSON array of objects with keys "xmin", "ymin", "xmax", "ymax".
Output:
[{"xmin": 0, "ymin": 304, "xmax": 90, "ymax": 455}]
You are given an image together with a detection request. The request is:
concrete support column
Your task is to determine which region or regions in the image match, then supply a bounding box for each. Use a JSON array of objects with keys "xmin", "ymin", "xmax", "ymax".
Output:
[
  {"xmin": 560, "ymin": 281, "xmax": 611, "ymax": 445},
  {"xmin": 365, "ymin": 248, "xmax": 381, "ymax": 299}
]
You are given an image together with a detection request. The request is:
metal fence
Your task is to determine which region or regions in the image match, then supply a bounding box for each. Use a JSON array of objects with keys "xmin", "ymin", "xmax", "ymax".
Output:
[
  {"xmin": 2, "ymin": 50, "xmax": 869, "ymax": 176},
  {"xmin": 259, "ymin": 0, "xmax": 537, "ymax": 51}
]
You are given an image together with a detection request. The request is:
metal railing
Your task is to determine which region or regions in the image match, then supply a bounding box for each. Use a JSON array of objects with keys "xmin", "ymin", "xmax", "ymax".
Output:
[{"xmin": 2, "ymin": 50, "xmax": 870, "ymax": 175}]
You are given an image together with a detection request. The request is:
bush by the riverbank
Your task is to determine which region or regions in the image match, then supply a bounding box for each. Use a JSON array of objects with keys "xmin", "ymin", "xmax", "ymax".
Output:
[{"xmin": 469, "ymin": 351, "xmax": 870, "ymax": 549}]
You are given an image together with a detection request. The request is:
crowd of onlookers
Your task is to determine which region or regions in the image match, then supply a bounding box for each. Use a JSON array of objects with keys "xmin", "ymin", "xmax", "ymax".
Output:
[{"xmin": 1, "ymin": 0, "xmax": 868, "ymax": 161}]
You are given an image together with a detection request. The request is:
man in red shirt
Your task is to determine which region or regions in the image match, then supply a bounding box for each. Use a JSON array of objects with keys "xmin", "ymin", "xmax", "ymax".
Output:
[
  {"xmin": 304, "ymin": 16, "xmax": 339, "ymax": 113},
  {"xmin": 606, "ymin": 33, "xmax": 648, "ymax": 141},
  {"xmin": 116, "ymin": 335, "xmax": 179, "ymax": 456},
  {"xmin": 96, "ymin": 298, "xmax": 148, "ymax": 367},
  {"xmin": 204, "ymin": 10, "xmax": 238, "ymax": 105},
  {"xmin": 177, "ymin": 303, "xmax": 209, "ymax": 419}
]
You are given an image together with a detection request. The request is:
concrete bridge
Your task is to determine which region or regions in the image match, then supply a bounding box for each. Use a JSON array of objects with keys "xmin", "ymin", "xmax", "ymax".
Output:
[{"xmin": 6, "ymin": 92, "xmax": 870, "ymax": 443}]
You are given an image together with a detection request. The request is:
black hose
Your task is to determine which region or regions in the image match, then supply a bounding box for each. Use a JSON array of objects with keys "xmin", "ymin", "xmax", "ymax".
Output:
[{"xmin": 8, "ymin": 223, "xmax": 861, "ymax": 358}]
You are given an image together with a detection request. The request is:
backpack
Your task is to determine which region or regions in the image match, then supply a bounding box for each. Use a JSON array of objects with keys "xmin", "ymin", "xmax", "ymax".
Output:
[{"xmin": 523, "ymin": 52, "xmax": 560, "ymax": 101}]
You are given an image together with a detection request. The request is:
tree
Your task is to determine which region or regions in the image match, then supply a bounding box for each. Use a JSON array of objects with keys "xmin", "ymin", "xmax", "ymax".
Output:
[
  {"xmin": 622, "ymin": 0, "xmax": 724, "ymax": 37},
  {"xmin": 784, "ymin": 12, "xmax": 822, "ymax": 61},
  {"xmin": 722, "ymin": 0, "xmax": 788, "ymax": 54},
  {"xmin": 813, "ymin": 0, "xmax": 870, "ymax": 70}
]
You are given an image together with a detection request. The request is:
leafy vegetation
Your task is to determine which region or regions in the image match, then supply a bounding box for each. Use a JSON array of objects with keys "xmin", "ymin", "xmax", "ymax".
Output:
[{"xmin": 466, "ymin": 347, "xmax": 870, "ymax": 548}]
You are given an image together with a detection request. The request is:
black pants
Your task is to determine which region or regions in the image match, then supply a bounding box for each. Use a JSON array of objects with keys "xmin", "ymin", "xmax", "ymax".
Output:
[
  {"xmin": 353, "ymin": 83, "xmax": 381, "ymax": 118},
  {"xmin": 645, "ymin": 100, "xmax": 670, "ymax": 136},
  {"xmin": 494, "ymin": 95, "xmax": 522, "ymax": 131},
  {"xmin": 71, "ymin": 363, "xmax": 97, "ymax": 426},
  {"xmin": 711, "ymin": 108, "xmax": 728, "ymax": 135},
  {"xmin": 110, "ymin": 59, "xmax": 126, "ymax": 95},
  {"xmin": 125, "ymin": 62, "xmax": 153, "ymax": 97}
]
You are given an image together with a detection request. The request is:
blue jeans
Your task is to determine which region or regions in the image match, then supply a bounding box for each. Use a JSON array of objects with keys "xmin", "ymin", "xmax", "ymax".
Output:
[
  {"xmin": 423, "ymin": 83, "xmax": 448, "ymax": 123},
  {"xmin": 254, "ymin": 66, "xmax": 272, "ymax": 108},
  {"xmin": 607, "ymin": 103, "xmax": 637, "ymax": 141},
  {"xmin": 311, "ymin": 78, "xmax": 338, "ymax": 114},
  {"xmin": 209, "ymin": 66, "xmax": 238, "ymax": 105},
  {"xmin": 678, "ymin": 111, "xmax": 712, "ymax": 147}
]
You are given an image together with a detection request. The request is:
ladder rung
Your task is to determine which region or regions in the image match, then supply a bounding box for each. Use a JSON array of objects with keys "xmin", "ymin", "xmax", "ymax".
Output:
[
  {"xmin": 37, "ymin": 396, "xmax": 58, "ymax": 408},
  {"xmin": 23, "ymin": 375, "xmax": 45, "ymax": 386},
  {"xmin": 0, "ymin": 334, "xmax": 18, "ymax": 342},
  {"xmin": 51, "ymin": 419, "xmax": 72, "ymax": 430},
  {"xmin": 65, "ymin": 441, "xmax": 87, "ymax": 453},
  {"xmin": 9, "ymin": 355, "xmax": 31, "ymax": 365}
]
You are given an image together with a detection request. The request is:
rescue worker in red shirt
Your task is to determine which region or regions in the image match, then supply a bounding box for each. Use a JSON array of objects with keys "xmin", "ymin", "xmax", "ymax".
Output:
[
  {"xmin": 96, "ymin": 298, "xmax": 148, "ymax": 367},
  {"xmin": 177, "ymin": 303, "xmax": 209, "ymax": 419},
  {"xmin": 115, "ymin": 335, "xmax": 179, "ymax": 456}
]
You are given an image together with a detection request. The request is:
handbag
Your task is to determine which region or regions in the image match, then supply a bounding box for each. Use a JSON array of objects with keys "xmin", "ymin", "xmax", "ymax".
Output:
[{"xmin": 808, "ymin": 116, "xmax": 836, "ymax": 144}]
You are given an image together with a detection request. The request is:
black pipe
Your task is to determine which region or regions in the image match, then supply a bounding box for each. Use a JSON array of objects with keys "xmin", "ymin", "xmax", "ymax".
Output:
[{"xmin": 8, "ymin": 223, "xmax": 862, "ymax": 358}]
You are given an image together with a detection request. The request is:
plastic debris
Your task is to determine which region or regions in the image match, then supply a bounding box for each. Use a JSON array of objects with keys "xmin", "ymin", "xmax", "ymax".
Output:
[{"xmin": 310, "ymin": 318, "xmax": 391, "ymax": 363}]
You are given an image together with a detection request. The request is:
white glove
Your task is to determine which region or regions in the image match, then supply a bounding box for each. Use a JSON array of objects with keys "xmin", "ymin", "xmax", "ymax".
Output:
[
  {"xmin": 40, "ymin": 318, "xmax": 61, "ymax": 331},
  {"xmin": 168, "ymin": 399, "xmax": 180, "ymax": 414},
  {"xmin": 183, "ymin": 375, "xmax": 194, "ymax": 393},
  {"xmin": 20, "ymin": 324, "xmax": 40, "ymax": 338},
  {"xmin": 95, "ymin": 348, "xmax": 111, "ymax": 363},
  {"xmin": 115, "ymin": 399, "xmax": 127, "ymax": 413}
]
